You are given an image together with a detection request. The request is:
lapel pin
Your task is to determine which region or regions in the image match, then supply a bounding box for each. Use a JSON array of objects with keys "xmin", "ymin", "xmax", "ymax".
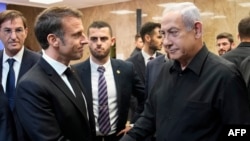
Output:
[{"xmin": 117, "ymin": 70, "xmax": 120, "ymax": 74}]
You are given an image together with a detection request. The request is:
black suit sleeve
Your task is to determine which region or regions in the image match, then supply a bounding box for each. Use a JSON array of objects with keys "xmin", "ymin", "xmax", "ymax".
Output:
[
  {"xmin": 121, "ymin": 89, "xmax": 156, "ymax": 140},
  {"xmin": 130, "ymin": 63, "xmax": 146, "ymax": 123},
  {"xmin": 0, "ymin": 85, "xmax": 17, "ymax": 141},
  {"xmin": 15, "ymin": 79, "xmax": 69, "ymax": 141}
]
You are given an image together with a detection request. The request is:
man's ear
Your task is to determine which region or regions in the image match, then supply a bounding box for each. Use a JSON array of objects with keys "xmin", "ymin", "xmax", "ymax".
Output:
[
  {"xmin": 194, "ymin": 21, "xmax": 202, "ymax": 38},
  {"xmin": 111, "ymin": 37, "xmax": 116, "ymax": 46},
  {"xmin": 47, "ymin": 34, "xmax": 59, "ymax": 47},
  {"xmin": 145, "ymin": 34, "xmax": 151, "ymax": 42}
]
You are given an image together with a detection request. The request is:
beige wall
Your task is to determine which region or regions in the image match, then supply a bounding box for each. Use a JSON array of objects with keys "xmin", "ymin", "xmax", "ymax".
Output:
[
  {"xmin": 78, "ymin": 0, "xmax": 250, "ymax": 62},
  {"xmin": 7, "ymin": 0, "xmax": 250, "ymax": 63}
]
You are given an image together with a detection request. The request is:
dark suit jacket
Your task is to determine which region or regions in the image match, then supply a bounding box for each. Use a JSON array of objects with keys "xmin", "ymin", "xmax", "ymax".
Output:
[
  {"xmin": 0, "ymin": 84, "xmax": 17, "ymax": 141},
  {"xmin": 15, "ymin": 58, "xmax": 95, "ymax": 141},
  {"xmin": 145, "ymin": 55, "xmax": 172, "ymax": 95},
  {"xmin": 0, "ymin": 48, "xmax": 41, "ymax": 141},
  {"xmin": 74, "ymin": 58, "xmax": 145, "ymax": 136},
  {"xmin": 222, "ymin": 42, "xmax": 250, "ymax": 68},
  {"xmin": 126, "ymin": 52, "xmax": 163, "ymax": 83},
  {"xmin": 240, "ymin": 56, "xmax": 250, "ymax": 99}
]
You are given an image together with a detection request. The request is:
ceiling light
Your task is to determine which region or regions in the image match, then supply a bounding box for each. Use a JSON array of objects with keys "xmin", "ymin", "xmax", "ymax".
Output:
[
  {"xmin": 211, "ymin": 15, "xmax": 227, "ymax": 19},
  {"xmin": 29, "ymin": 0, "xmax": 63, "ymax": 4},
  {"xmin": 200, "ymin": 12, "xmax": 214, "ymax": 16},
  {"xmin": 142, "ymin": 13, "xmax": 148, "ymax": 17},
  {"xmin": 157, "ymin": 3, "xmax": 175, "ymax": 7},
  {"xmin": 152, "ymin": 16, "xmax": 162, "ymax": 21},
  {"xmin": 238, "ymin": 2, "xmax": 250, "ymax": 7},
  {"xmin": 110, "ymin": 10, "xmax": 135, "ymax": 15}
]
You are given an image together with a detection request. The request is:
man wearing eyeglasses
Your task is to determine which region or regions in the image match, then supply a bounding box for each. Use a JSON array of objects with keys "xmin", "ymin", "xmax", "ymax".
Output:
[{"xmin": 0, "ymin": 10, "xmax": 41, "ymax": 141}]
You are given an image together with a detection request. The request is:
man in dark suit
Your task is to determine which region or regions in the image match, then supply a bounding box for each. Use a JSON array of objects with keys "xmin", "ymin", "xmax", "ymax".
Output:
[
  {"xmin": 127, "ymin": 22, "xmax": 163, "ymax": 84},
  {"xmin": 120, "ymin": 2, "xmax": 250, "ymax": 141},
  {"xmin": 130, "ymin": 33, "xmax": 144, "ymax": 57},
  {"xmin": 240, "ymin": 56, "xmax": 250, "ymax": 99},
  {"xmin": 126, "ymin": 23, "xmax": 163, "ymax": 140},
  {"xmin": 222, "ymin": 16, "xmax": 250, "ymax": 68},
  {"xmin": 74, "ymin": 21, "xmax": 145, "ymax": 141},
  {"xmin": 0, "ymin": 10, "xmax": 41, "ymax": 141},
  {"xmin": 15, "ymin": 7, "xmax": 95, "ymax": 141},
  {"xmin": 145, "ymin": 54, "xmax": 171, "ymax": 95}
]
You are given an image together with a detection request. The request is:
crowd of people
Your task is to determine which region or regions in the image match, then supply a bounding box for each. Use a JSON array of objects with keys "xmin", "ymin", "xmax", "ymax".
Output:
[{"xmin": 1, "ymin": 2, "xmax": 250, "ymax": 141}]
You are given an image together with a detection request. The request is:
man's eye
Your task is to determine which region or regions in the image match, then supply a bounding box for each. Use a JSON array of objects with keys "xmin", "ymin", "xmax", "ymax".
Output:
[
  {"xmin": 16, "ymin": 29, "xmax": 23, "ymax": 33},
  {"xmin": 4, "ymin": 29, "xmax": 11, "ymax": 34},
  {"xmin": 90, "ymin": 37, "xmax": 98, "ymax": 42},
  {"xmin": 100, "ymin": 37, "xmax": 108, "ymax": 42}
]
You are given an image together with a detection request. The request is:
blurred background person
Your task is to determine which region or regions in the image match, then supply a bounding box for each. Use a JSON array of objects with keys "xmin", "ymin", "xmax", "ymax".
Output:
[
  {"xmin": 130, "ymin": 33, "xmax": 144, "ymax": 57},
  {"xmin": 0, "ymin": 9, "xmax": 41, "ymax": 141},
  {"xmin": 222, "ymin": 16, "xmax": 250, "ymax": 68},
  {"xmin": 216, "ymin": 32, "xmax": 234, "ymax": 56}
]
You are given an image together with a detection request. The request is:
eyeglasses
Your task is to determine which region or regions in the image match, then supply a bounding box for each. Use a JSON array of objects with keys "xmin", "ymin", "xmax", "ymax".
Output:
[{"xmin": 1, "ymin": 27, "xmax": 25, "ymax": 36}]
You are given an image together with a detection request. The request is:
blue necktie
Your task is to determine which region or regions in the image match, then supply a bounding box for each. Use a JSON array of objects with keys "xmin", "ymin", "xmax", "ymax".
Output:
[
  {"xmin": 97, "ymin": 66, "xmax": 111, "ymax": 135},
  {"xmin": 6, "ymin": 58, "xmax": 15, "ymax": 110}
]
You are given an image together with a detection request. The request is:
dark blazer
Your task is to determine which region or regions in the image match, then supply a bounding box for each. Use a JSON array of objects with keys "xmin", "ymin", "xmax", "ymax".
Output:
[
  {"xmin": 0, "ymin": 84, "xmax": 17, "ymax": 141},
  {"xmin": 126, "ymin": 51, "xmax": 163, "ymax": 83},
  {"xmin": 0, "ymin": 48, "xmax": 41, "ymax": 82},
  {"xmin": 0, "ymin": 48, "xmax": 41, "ymax": 141},
  {"xmin": 15, "ymin": 58, "xmax": 95, "ymax": 141},
  {"xmin": 222, "ymin": 42, "xmax": 250, "ymax": 68},
  {"xmin": 240, "ymin": 56, "xmax": 250, "ymax": 98},
  {"xmin": 145, "ymin": 55, "xmax": 172, "ymax": 95},
  {"xmin": 74, "ymin": 58, "xmax": 145, "ymax": 136}
]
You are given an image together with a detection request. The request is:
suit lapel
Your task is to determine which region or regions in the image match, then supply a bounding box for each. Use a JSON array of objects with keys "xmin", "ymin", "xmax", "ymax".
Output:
[
  {"xmin": 137, "ymin": 53, "xmax": 146, "ymax": 81},
  {"xmin": 110, "ymin": 59, "xmax": 122, "ymax": 111},
  {"xmin": 39, "ymin": 58, "xmax": 88, "ymax": 121},
  {"xmin": 0, "ymin": 51, "xmax": 3, "ymax": 82}
]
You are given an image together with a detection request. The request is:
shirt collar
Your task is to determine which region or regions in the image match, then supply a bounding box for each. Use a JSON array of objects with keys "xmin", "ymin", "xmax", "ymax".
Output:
[
  {"xmin": 3, "ymin": 46, "xmax": 24, "ymax": 63},
  {"xmin": 141, "ymin": 49, "xmax": 157, "ymax": 60},
  {"xmin": 90, "ymin": 57, "xmax": 111, "ymax": 72},
  {"xmin": 170, "ymin": 45, "xmax": 209, "ymax": 76},
  {"xmin": 42, "ymin": 52, "xmax": 68, "ymax": 76}
]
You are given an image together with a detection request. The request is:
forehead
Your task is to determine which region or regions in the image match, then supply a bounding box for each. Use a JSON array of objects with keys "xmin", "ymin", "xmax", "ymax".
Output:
[
  {"xmin": 88, "ymin": 27, "xmax": 111, "ymax": 37},
  {"xmin": 217, "ymin": 38, "xmax": 230, "ymax": 43},
  {"xmin": 0, "ymin": 17, "xmax": 25, "ymax": 28},
  {"xmin": 62, "ymin": 16, "xmax": 83, "ymax": 31},
  {"xmin": 161, "ymin": 11, "xmax": 183, "ymax": 30}
]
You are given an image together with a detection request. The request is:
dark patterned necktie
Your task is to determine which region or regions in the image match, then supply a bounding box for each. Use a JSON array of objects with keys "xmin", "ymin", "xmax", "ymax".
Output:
[
  {"xmin": 64, "ymin": 67, "xmax": 87, "ymax": 115},
  {"xmin": 6, "ymin": 58, "xmax": 15, "ymax": 110},
  {"xmin": 149, "ymin": 56, "xmax": 154, "ymax": 60},
  {"xmin": 97, "ymin": 66, "xmax": 111, "ymax": 135}
]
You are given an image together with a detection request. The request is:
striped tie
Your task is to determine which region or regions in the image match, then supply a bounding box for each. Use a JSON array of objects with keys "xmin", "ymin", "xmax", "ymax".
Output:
[{"xmin": 97, "ymin": 66, "xmax": 111, "ymax": 135}]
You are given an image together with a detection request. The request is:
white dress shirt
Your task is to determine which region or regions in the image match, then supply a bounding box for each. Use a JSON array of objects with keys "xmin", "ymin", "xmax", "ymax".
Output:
[
  {"xmin": 141, "ymin": 49, "xmax": 156, "ymax": 66},
  {"xmin": 1, "ymin": 47, "xmax": 24, "ymax": 92},
  {"xmin": 90, "ymin": 57, "xmax": 118, "ymax": 135}
]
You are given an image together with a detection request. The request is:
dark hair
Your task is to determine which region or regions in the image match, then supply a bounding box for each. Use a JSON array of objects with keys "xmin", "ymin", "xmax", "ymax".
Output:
[
  {"xmin": 87, "ymin": 21, "xmax": 112, "ymax": 36},
  {"xmin": 34, "ymin": 6, "xmax": 83, "ymax": 49},
  {"xmin": 238, "ymin": 16, "xmax": 250, "ymax": 39},
  {"xmin": 134, "ymin": 33, "xmax": 141, "ymax": 41},
  {"xmin": 140, "ymin": 22, "xmax": 161, "ymax": 43},
  {"xmin": 0, "ymin": 10, "xmax": 27, "ymax": 28},
  {"xmin": 216, "ymin": 32, "xmax": 234, "ymax": 43}
]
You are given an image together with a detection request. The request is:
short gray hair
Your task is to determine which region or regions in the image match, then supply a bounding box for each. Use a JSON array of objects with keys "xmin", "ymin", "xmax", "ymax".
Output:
[{"xmin": 162, "ymin": 2, "xmax": 201, "ymax": 31}]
